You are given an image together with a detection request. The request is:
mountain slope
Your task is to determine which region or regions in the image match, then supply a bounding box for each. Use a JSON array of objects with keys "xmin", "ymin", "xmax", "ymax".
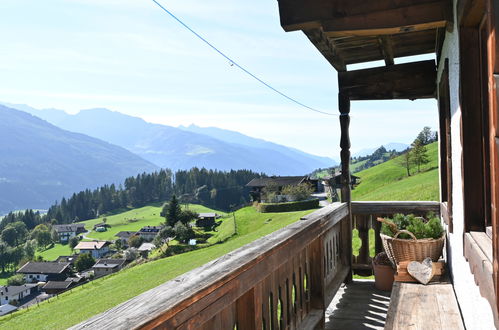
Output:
[
  {"xmin": 5, "ymin": 103, "xmax": 335, "ymax": 175},
  {"xmin": 0, "ymin": 105, "xmax": 158, "ymax": 214},
  {"xmin": 179, "ymin": 124, "xmax": 336, "ymax": 166},
  {"xmin": 351, "ymin": 142, "xmax": 439, "ymax": 201}
]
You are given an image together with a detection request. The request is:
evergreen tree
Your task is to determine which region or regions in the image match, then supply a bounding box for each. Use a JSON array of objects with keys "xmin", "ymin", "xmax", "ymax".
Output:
[{"xmin": 165, "ymin": 195, "xmax": 182, "ymax": 227}]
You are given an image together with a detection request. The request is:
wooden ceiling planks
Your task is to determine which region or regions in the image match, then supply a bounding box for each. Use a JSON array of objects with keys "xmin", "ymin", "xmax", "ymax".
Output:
[{"xmin": 278, "ymin": 0, "xmax": 451, "ymax": 69}]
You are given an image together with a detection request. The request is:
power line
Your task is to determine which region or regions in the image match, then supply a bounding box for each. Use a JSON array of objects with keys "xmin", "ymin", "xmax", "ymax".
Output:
[{"xmin": 150, "ymin": 0, "xmax": 337, "ymax": 116}]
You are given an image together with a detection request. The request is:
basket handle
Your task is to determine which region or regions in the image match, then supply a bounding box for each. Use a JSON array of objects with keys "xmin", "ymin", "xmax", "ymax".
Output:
[{"xmin": 393, "ymin": 230, "xmax": 417, "ymax": 240}]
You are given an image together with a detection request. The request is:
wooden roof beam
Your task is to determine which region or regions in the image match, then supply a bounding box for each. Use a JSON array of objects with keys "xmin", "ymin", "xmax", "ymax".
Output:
[
  {"xmin": 379, "ymin": 36, "xmax": 395, "ymax": 66},
  {"xmin": 278, "ymin": 0, "xmax": 452, "ymax": 37},
  {"xmin": 338, "ymin": 60, "xmax": 437, "ymax": 100}
]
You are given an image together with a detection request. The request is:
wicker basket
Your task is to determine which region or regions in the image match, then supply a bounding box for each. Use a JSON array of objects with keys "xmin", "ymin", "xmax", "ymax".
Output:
[{"xmin": 381, "ymin": 229, "xmax": 445, "ymax": 265}]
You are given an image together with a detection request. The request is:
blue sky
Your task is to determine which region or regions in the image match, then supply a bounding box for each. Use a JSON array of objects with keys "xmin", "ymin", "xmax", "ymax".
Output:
[{"xmin": 0, "ymin": 0, "xmax": 438, "ymax": 158}]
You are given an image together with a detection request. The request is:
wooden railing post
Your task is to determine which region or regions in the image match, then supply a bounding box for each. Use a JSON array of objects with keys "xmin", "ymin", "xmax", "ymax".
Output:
[
  {"xmin": 236, "ymin": 288, "xmax": 259, "ymax": 330},
  {"xmin": 355, "ymin": 215, "xmax": 371, "ymax": 276},
  {"xmin": 339, "ymin": 92, "xmax": 353, "ymax": 282},
  {"xmin": 309, "ymin": 236, "xmax": 325, "ymax": 329},
  {"xmin": 373, "ymin": 215, "xmax": 383, "ymax": 255}
]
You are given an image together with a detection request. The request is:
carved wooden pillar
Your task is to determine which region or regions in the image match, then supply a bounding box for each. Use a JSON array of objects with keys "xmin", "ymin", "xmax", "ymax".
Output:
[
  {"xmin": 339, "ymin": 91, "xmax": 353, "ymax": 282},
  {"xmin": 339, "ymin": 92, "xmax": 351, "ymax": 203}
]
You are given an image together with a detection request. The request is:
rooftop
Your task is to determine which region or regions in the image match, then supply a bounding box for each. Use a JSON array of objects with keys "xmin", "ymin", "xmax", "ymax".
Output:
[
  {"xmin": 92, "ymin": 259, "xmax": 126, "ymax": 269},
  {"xmin": 115, "ymin": 231, "xmax": 137, "ymax": 238},
  {"xmin": 17, "ymin": 262, "xmax": 70, "ymax": 274},
  {"xmin": 42, "ymin": 281, "xmax": 73, "ymax": 290},
  {"xmin": 246, "ymin": 176, "xmax": 309, "ymax": 187},
  {"xmin": 198, "ymin": 213, "xmax": 217, "ymax": 218},
  {"xmin": 137, "ymin": 243, "xmax": 156, "ymax": 252},
  {"xmin": 53, "ymin": 223, "xmax": 85, "ymax": 233},
  {"xmin": 139, "ymin": 226, "xmax": 162, "ymax": 233},
  {"xmin": 74, "ymin": 241, "xmax": 110, "ymax": 250}
]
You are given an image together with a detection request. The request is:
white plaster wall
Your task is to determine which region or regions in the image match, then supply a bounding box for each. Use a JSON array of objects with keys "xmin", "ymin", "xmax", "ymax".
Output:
[{"xmin": 436, "ymin": 1, "xmax": 495, "ymax": 328}]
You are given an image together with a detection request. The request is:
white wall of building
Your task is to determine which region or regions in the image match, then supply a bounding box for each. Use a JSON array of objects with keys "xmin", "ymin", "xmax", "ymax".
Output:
[
  {"xmin": 437, "ymin": 1, "xmax": 495, "ymax": 328},
  {"xmin": 24, "ymin": 274, "xmax": 48, "ymax": 283}
]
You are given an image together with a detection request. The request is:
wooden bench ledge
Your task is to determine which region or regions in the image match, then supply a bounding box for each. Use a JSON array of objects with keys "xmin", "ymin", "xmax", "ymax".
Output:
[{"xmin": 385, "ymin": 282, "xmax": 464, "ymax": 329}]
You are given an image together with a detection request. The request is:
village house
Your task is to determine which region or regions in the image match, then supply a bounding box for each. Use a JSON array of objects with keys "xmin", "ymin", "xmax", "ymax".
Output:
[
  {"xmin": 0, "ymin": 284, "xmax": 38, "ymax": 305},
  {"xmin": 246, "ymin": 176, "xmax": 319, "ymax": 202},
  {"xmin": 17, "ymin": 262, "xmax": 71, "ymax": 283},
  {"xmin": 92, "ymin": 259, "xmax": 126, "ymax": 278},
  {"xmin": 114, "ymin": 231, "xmax": 137, "ymax": 246},
  {"xmin": 137, "ymin": 243, "xmax": 156, "ymax": 258},
  {"xmin": 74, "ymin": 241, "xmax": 111, "ymax": 259},
  {"xmin": 137, "ymin": 226, "xmax": 162, "ymax": 241},
  {"xmin": 52, "ymin": 223, "xmax": 86, "ymax": 243},
  {"xmin": 195, "ymin": 213, "xmax": 219, "ymax": 228},
  {"xmin": 74, "ymin": 0, "xmax": 499, "ymax": 329}
]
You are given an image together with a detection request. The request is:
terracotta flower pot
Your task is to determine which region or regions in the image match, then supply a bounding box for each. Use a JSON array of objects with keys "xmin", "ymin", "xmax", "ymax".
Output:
[{"xmin": 373, "ymin": 262, "xmax": 395, "ymax": 291}]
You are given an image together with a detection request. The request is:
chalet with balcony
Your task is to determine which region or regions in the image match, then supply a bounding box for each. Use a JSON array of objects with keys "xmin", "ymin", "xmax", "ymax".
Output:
[{"xmin": 73, "ymin": 0, "xmax": 499, "ymax": 329}]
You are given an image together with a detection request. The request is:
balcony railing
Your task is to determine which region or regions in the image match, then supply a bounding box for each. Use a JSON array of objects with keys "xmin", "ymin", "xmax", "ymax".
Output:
[
  {"xmin": 73, "ymin": 201, "xmax": 442, "ymax": 330},
  {"xmin": 351, "ymin": 201, "xmax": 441, "ymax": 275}
]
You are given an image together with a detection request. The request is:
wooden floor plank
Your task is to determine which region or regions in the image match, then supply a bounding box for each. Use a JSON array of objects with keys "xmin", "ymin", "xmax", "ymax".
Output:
[
  {"xmin": 325, "ymin": 280, "xmax": 390, "ymax": 330},
  {"xmin": 385, "ymin": 282, "xmax": 464, "ymax": 330}
]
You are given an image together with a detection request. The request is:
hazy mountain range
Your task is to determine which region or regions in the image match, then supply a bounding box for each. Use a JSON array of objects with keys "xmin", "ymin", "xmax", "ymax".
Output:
[
  {"xmin": 4, "ymin": 103, "xmax": 336, "ymax": 175},
  {"xmin": 0, "ymin": 105, "xmax": 158, "ymax": 214},
  {"xmin": 1, "ymin": 102, "xmax": 409, "ymax": 214}
]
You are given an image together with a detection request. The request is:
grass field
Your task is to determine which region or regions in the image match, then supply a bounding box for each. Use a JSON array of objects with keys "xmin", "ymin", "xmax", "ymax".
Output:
[
  {"xmin": 352, "ymin": 142, "xmax": 438, "ymax": 201},
  {"xmin": 36, "ymin": 243, "xmax": 72, "ymax": 261},
  {"xmin": 0, "ymin": 206, "xmax": 315, "ymax": 329}
]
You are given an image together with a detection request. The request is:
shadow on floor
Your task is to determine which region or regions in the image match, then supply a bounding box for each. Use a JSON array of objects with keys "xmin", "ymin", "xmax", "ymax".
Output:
[{"xmin": 325, "ymin": 280, "xmax": 391, "ymax": 330}]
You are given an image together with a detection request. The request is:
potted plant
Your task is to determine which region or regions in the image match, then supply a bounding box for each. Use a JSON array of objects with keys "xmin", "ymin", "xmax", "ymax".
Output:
[
  {"xmin": 377, "ymin": 213, "xmax": 445, "ymax": 265},
  {"xmin": 373, "ymin": 252, "xmax": 395, "ymax": 291}
]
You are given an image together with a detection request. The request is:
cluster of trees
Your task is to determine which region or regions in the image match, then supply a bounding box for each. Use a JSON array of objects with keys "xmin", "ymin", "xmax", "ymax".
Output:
[
  {"xmin": 0, "ymin": 221, "xmax": 47, "ymax": 274},
  {"xmin": 156, "ymin": 195, "xmax": 196, "ymax": 246},
  {"xmin": 397, "ymin": 127, "xmax": 437, "ymax": 176}
]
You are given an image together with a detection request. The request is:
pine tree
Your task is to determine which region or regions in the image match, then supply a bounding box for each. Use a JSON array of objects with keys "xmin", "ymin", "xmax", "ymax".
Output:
[{"xmin": 165, "ymin": 195, "xmax": 182, "ymax": 227}]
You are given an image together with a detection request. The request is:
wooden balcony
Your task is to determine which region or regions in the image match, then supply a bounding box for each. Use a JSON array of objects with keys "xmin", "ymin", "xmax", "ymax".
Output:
[{"xmin": 73, "ymin": 201, "xmax": 447, "ymax": 329}]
